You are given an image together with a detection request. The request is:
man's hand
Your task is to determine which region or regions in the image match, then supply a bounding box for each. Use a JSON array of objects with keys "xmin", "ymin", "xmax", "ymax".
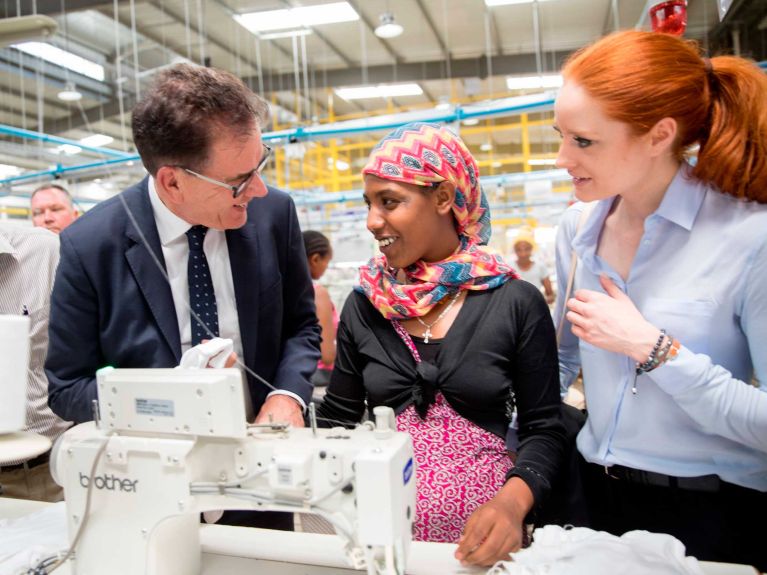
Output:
[
  {"xmin": 255, "ymin": 394, "xmax": 305, "ymax": 428},
  {"xmin": 566, "ymin": 274, "xmax": 659, "ymax": 362},
  {"xmin": 200, "ymin": 338, "xmax": 238, "ymax": 368},
  {"xmin": 454, "ymin": 477, "xmax": 533, "ymax": 567}
]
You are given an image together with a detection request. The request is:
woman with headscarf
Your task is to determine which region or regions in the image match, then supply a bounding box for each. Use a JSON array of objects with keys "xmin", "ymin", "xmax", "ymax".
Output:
[{"xmin": 316, "ymin": 122, "xmax": 566, "ymax": 567}]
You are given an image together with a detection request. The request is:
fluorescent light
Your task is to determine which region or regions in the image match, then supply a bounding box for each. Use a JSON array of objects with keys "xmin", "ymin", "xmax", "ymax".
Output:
[
  {"xmin": 480, "ymin": 143, "xmax": 493, "ymax": 152},
  {"xmin": 12, "ymin": 42, "xmax": 104, "ymax": 81},
  {"xmin": 528, "ymin": 158, "xmax": 557, "ymax": 166},
  {"xmin": 335, "ymin": 160, "xmax": 350, "ymax": 171},
  {"xmin": 335, "ymin": 83, "xmax": 423, "ymax": 100},
  {"xmin": 259, "ymin": 29, "xmax": 313, "ymax": 40},
  {"xmin": 492, "ymin": 161, "xmax": 503, "ymax": 168},
  {"xmin": 0, "ymin": 163, "xmax": 23, "ymax": 178},
  {"xmin": 79, "ymin": 134, "xmax": 114, "ymax": 147},
  {"xmin": 506, "ymin": 74, "xmax": 563, "ymax": 90},
  {"xmin": 56, "ymin": 144, "xmax": 82, "ymax": 155},
  {"xmin": 485, "ymin": 0, "xmax": 551, "ymax": 6},
  {"xmin": 462, "ymin": 118, "xmax": 480, "ymax": 126},
  {"xmin": 235, "ymin": 2, "xmax": 358, "ymax": 33}
]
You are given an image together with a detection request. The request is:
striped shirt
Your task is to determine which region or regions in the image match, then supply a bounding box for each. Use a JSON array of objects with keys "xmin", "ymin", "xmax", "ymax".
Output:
[{"xmin": 0, "ymin": 224, "xmax": 70, "ymax": 463}]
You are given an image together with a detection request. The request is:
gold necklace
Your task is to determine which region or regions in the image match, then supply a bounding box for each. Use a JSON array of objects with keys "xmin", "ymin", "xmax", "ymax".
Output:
[{"xmin": 415, "ymin": 291, "xmax": 461, "ymax": 343}]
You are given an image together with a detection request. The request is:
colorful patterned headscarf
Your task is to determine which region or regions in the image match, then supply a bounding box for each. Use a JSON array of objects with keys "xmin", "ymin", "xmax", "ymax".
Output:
[{"xmin": 358, "ymin": 122, "xmax": 518, "ymax": 320}]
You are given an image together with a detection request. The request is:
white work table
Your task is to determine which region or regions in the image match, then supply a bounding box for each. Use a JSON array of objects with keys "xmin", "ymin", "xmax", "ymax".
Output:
[{"xmin": 0, "ymin": 498, "xmax": 757, "ymax": 575}]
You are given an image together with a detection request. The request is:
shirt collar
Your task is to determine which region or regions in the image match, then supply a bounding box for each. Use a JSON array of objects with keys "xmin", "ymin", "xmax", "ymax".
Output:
[
  {"xmin": 654, "ymin": 163, "xmax": 707, "ymax": 231},
  {"xmin": 148, "ymin": 177, "xmax": 193, "ymax": 246},
  {"xmin": 571, "ymin": 163, "xmax": 707, "ymax": 274}
]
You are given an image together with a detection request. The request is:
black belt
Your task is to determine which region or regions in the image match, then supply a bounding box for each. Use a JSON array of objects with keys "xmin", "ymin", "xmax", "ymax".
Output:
[
  {"xmin": 0, "ymin": 450, "xmax": 50, "ymax": 472},
  {"xmin": 600, "ymin": 463, "xmax": 721, "ymax": 493}
]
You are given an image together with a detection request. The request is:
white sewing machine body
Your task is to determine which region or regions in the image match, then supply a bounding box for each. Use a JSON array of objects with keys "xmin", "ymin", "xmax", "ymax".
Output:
[{"xmin": 51, "ymin": 368, "xmax": 415, "ymax": 575}]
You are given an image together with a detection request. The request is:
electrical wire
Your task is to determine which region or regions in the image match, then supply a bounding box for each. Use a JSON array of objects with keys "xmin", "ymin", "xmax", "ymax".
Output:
[{"xmin": 34, "ymin": 436, "xmax": 111, "ymax": 574}]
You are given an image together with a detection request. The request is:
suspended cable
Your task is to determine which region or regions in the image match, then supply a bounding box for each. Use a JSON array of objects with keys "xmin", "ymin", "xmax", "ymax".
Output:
[
  {"xmin": 113, "ymin": 0, "xmax": 129, "ymax": 151},
  {"xmin": 129, "ymin": 0, "xmax": 141, "ymax": 99},
  {"xmin": 182, "ymin": 0, "xmax": 192, "ymax": 61},
  {"xmin": 195, "ymin": 0, "xmax": 205, "ymax": 65}
]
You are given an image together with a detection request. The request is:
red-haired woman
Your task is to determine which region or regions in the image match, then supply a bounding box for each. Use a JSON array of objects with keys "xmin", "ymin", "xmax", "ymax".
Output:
[{"xmin": 553, "ymin": 30, "xmax": 767, "ymax": 568}]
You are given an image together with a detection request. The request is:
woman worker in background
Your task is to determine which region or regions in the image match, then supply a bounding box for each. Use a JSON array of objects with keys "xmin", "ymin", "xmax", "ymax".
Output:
[
  {"xmin": 317, "ymin": 122, "xmax": 566, "ymax": 566},
  {"xmin": 512, "ymin": 228, "xmax": 555, "ymax": 304},
  {"xmin": 303, "ymin": 230, "xmax": 337, "ymax": 386},
  {"xmin": 553, "ymin": 30, "xmax": 767, "ymax": 568}
]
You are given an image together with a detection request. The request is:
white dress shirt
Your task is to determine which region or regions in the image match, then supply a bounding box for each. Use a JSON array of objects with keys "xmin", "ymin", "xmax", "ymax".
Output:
[
  {"xmin": 148, "ymin": 179, "xmax": 304, "ymax": 409},
  {"xmin": 554, "ymin": 164, "xmax": 767, "ymax": 491}
]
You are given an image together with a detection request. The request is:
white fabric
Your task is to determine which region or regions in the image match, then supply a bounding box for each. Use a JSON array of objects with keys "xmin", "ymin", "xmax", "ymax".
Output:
[
  {"xmin": 488, "ymin": 525, "xmax": 703, "ymax": 575},
  {"xmin": 0, "ymin": 501, "xmax": 67, "ymax": 575},
  {"xmin": 178, "ymin": 337, "xmax": 234, "ymax": 369}
]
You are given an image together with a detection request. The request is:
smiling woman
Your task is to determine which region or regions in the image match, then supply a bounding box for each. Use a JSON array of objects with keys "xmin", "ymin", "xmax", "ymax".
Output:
[
  {"xmin": 552, "ymin": 30, "xmax": 767, "ymax": 570},
  {"xmin": 316, "ymin": 122, "xmax": 567, "ymax": 567}
]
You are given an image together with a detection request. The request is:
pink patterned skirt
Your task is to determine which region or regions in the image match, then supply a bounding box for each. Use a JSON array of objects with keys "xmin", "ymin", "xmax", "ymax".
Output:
[{"xmin": 396, "ymin": 392, "xmax": 513, "ymax": 543}]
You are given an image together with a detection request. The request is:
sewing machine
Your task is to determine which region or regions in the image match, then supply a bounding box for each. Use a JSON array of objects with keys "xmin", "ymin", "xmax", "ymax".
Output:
[{"xmin": 50, "ymin": 368, "xmax": 415, "ymax": 575}]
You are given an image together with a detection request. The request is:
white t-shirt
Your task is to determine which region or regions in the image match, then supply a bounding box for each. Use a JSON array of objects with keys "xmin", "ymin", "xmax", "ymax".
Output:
[{"xmin": 515, "ymin": 261, "xmax": 550, "ymax": 286}]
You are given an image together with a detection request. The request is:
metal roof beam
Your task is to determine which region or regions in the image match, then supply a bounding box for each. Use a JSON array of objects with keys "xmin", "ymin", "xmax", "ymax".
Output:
[
  {"xmin": 413, "ymin": 0, "xmax": 451, "ymax": 61},
  {"xmin": 248, "ymin": 50, "xmax": 572, "ymax": 93},
  {"xmin": 43, "ymin": 94, "xmax": 136, "ymax": 135},
  {"xmin": 11, "ymin": 0, "xmax": 111, "ymax": 17}
]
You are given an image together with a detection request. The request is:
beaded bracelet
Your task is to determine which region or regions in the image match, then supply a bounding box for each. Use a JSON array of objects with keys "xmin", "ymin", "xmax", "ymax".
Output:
[
  {"xmin": 636, "ymin": 329, "xmax": 667, "ymax": 375},
  {"xmin": 632, "ymin": 333, "xmax": 681, "ymax": 394}
]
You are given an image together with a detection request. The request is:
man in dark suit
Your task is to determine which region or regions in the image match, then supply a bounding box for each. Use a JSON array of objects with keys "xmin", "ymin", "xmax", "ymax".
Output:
[{"xmin": 46, "ymin": 66, "xmax": 320, "ymax": 528}]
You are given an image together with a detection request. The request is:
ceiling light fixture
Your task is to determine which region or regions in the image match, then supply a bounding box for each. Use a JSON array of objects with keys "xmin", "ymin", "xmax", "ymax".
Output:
[
  {"xmin": 234, "ymin": 2, "xmax": 358, "ymax": 33},
  {"xmin": 55, "ymin": 144, "xmax": 82, "ymax": 155},
  {"xmin": 80, "ymin": 134, "xmax": 114, "ymax": 147},
  {"xmin": 57, "ymin": 82, "xmax": 82, "ymax": 102},
  {"xmin": 334, "ymin": 83, "xmax": 423, "ymax": 100},
  {"xmin": 374, "ymin": 12, "xmax": 404, "ymax": 38},
  {"xmin": 506, "ymin": 74, "xmax": 563, "ymax": 90},
  {"xmin": 259, "ymin": 29, "xmax": 313, "ymax": 40},
  {"xmin": 13, "ymin": 42, "xmax": 105, "ymax": 81},
  {"xmin": 528, "ymin": 158, "xmax": 557, "ymax": 166},
  {"xmin": 485, "ymin": 0, "xmax": 552, "ymax": 6}
]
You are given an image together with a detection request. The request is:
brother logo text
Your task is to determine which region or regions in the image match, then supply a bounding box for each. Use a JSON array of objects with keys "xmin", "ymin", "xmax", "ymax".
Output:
[{"xmin": 79, "ymin": 472, "xmax": 139, "ymax": 492}]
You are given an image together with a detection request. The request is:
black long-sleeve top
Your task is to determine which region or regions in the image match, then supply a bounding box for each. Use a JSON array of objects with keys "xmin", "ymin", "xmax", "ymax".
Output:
[{"xmin": 316, "ymin": 279, "xmax": 567, "ymax": 513}]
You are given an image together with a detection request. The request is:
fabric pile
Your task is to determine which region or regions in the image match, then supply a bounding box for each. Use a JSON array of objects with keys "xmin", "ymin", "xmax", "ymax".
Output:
[{"xmin": 487, "ymin": 525, "xmax": 704, "ymax": 575}]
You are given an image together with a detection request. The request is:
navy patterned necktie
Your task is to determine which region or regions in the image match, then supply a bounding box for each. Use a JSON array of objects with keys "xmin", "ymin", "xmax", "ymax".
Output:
[{"xmin": 186, "ymin": 225, "xmax": 219, "ymax": 346}]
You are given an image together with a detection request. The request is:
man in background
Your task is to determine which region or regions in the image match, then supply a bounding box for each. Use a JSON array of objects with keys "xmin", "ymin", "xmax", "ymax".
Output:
[
  {"xmin": 30, "ymin": 183, "xmax": 78, "ymax": 234},
  {"xmin": 0, "ymin": 224, "xmax": 70, "ymax": 501}
]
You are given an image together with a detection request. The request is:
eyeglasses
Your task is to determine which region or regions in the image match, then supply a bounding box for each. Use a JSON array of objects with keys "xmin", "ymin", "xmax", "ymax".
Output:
[{"xmin": 180, "ymin": 143, "xmax": 272, "ymax": 199}]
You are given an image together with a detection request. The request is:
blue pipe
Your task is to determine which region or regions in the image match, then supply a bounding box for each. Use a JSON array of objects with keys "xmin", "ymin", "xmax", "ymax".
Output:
[
  {"xmin": 263, "ymin": 94, "xmax": 556, "ymax": 142},
  {"xmin": 0, "ymin": 155, "xmax": 140, "ymax": 186},
  {"xmin": 0, "ymin": 124, "xmax": 133, "ymax": 158},
  {"xmin": 1, "ymin": 94, "xmax": 557, "ymax": 186}
]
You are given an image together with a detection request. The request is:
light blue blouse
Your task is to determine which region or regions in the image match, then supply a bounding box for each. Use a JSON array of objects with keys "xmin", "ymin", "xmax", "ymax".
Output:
[{"xmin": 554, "ymin": 164, "xmax": 767, "ymax": 491}]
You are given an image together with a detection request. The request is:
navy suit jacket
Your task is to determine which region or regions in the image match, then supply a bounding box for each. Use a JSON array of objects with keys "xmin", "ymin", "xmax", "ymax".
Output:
[{"xmin": 46, "ymin": 178, "xmax": 320, "ymax": 423}]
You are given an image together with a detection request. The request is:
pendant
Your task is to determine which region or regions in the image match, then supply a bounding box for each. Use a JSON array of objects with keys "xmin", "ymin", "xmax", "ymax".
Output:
[{"xmin": 423, "ymin": 328, "xmax": 431, "ymax": 344}]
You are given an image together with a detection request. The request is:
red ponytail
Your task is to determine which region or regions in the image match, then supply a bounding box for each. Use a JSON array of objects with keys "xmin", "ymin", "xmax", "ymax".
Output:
[{"xmin": 563, "ymin": 30, "xmax": 767, "ymax": 203}]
